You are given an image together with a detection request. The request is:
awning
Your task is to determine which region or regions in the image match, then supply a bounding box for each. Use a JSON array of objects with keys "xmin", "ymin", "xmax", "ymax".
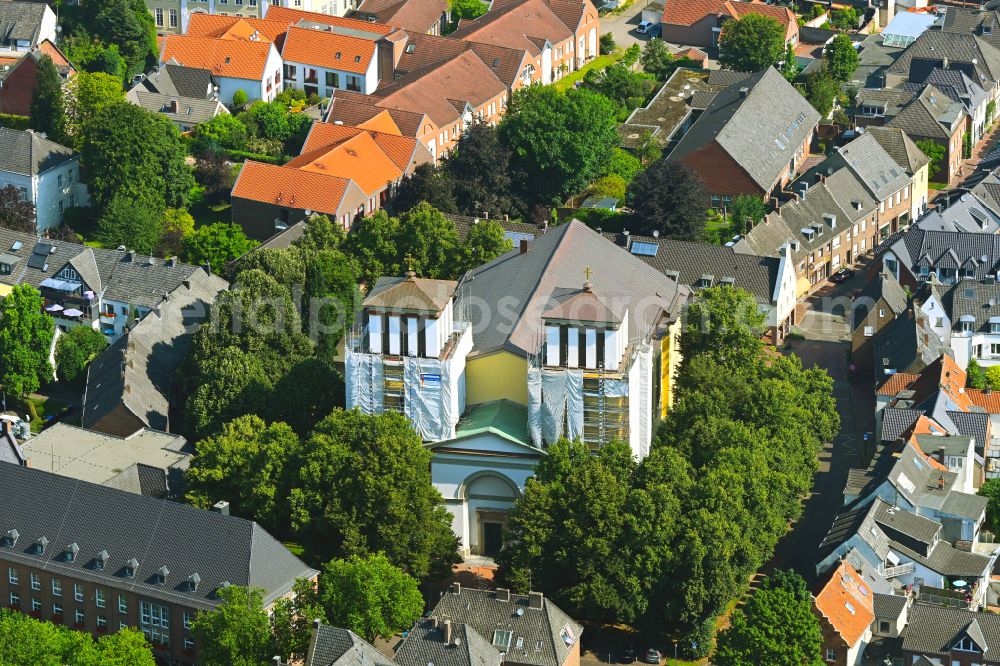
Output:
[
  {"xmin": 38, "ymin": 277, "xmax": 82, "ymax": 292},
  {"xmin": 62, "ymin": 308, "xmax": 83, "ymax": 317}
]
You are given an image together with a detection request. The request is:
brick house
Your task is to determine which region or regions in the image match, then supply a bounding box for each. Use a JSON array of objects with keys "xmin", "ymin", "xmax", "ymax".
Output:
[
  {"xmin": 887, "ymin": 85, "xmax": 969, "ymax": 184},
  {"xmin": 660, "ymin": 0, "xmax": 798, "ymax": 49},
  {"xmin": 813, "ymin": 560, "xmax": 874, "ymax": 666},
  {"xmin": 851, "ymin": 270, "xmax": 909, "ymax": 375},
  {"xmin": 0, "ymin": 463, "xmax": 317, "ymax": 666},
  {"xmin": 667, "ymin": 66, "xmax": 820, "ymax": 209},
  {"xmin": 901, "ymin": 604, "xmax": 1000, "ymax": 665},
  {"xmin": 0, "ymin": 41, "xmax": 74, "ymax": 117}
]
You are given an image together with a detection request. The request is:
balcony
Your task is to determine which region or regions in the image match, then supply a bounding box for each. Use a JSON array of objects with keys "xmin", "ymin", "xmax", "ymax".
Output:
[{"xmin": 878, "ymin": 562, "xmax": 915, "ymax": 578}]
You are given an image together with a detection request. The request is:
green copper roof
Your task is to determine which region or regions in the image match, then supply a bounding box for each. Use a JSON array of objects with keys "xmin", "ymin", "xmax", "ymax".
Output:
[{"xmin": 453, "ymin": 400, "xmax": 531, "ymax": 447}]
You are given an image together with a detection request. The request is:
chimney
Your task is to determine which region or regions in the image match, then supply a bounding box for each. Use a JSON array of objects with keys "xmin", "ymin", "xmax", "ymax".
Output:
[
  {"xmin": 169, "ymin": 98, "xmax": 178, "ymax": 113},
  {"xmin": 528, "ymin": 591, "xmax": 543, "ymax": 610},
  {"xmin": 937, "ymin": 447, "xmax": 946, "ymax": 463},
  {"xmin": 449, "ymin": 582, "xmax": 461, "ymax": 595},
  {"xmin": 212, "ymin": 500, "xmax": 230, "ymax": 515},
  {"xmin": 738, "ymin": 86, "xmax": 749, "ymax": 98},
  {"xmin": 496, "ymin": 587, "xmax": 510, "ymax": 602},
  {"xmin": 444, "ymin": 619, "xmax": 452, "ymax": 644},
  {"xmin": 377, "ymin": 36, "xmax": 397, "ymax": 86},
  {"xmin": 519, "ymin": 238, "xmax": 529, "ymax": 254},
  {"xmin": 203, "ymin": 262, "xmax": 212, "ymax": 276}
]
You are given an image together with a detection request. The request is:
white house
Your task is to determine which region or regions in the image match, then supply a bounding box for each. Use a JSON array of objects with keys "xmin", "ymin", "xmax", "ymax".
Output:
[
  {"xmin": 159, "ymin": 35, "xmax": 282, "ymax": 105},
  {"xmin": 0, "ymin": 128, "xmax": 88, "ymax": 231},
  {"xmin": 280, "ymin": 24, "xmax": 385, "ymax": 97},
  {"xmin": 0, "ymin": 2, "xmax": 57, "ymax": 52}
]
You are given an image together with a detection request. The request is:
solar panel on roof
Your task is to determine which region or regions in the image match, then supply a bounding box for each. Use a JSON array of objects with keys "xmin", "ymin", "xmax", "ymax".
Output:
[
  {"xmin": 503, "ymin": 231, "xmax": 534, "ymax": 245},
  {"xmin": 630, "ymin": 241, "xmax": 658, "ymax": 256},
  {"xmin": 26, "ymin": 253, "xmax": 47, "ymax": 270}
]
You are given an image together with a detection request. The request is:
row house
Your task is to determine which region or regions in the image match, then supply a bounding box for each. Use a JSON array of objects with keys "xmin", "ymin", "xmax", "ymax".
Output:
[
  {"xmin": 159, "ymin": 32, "xmax": 283, "ymax": 105},
  {"xmin": 351, "ymin": 0, "xmax": 448, "ymax": 35},
  {"xmin": 659, "ymin": 0, "xmax": 798, "ymax": 49},
  {"xmin": 0, "ymin": 2, "xmax": 57, "ymax": 51},
  {"xmin": 230, "ymin": 121, "xmax": 434, "ymax": 236},
  {"xmin": 0, "ymin": 40, "xmax": 74, "ymax": 119},
  {"xmin": 145, "ymin": 0, "xmax": 356, "ymax": 35},
  {"xmin": 887, "ymin": 85, "xmax": 969, "ymax": 184},
  {"xmin": 0, "ymin": 463, "xmax": 316, "ymax": 666}
]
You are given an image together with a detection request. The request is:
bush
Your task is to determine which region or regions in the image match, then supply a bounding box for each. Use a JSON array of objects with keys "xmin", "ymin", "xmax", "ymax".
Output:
[
  {"xmin": 589, "ymin": 174, "xmax": 626, "ymax": 200},
  {"xmin": 600, "ymin": 32, "xmax": 616, "ymax": 55},
  {"xmin": 680, "ymin": 615, "xmax": 717, "ymax": 659},
  {"xmin": 0, "ymin": 113, "xmax": 29, "ymax": 130},
  {"xmin": 232, "ymin": 89, "xmax": 248, "ymax": 108},
  {"xmin": 56, "ymin": 327, "xmax": 108, "ymax": 385}
]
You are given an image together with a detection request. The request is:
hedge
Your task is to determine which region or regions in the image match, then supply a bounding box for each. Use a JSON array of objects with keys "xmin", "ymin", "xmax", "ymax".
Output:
[
  {"xmin": 0, "ymin": 114, "xmax": 30, "ymax": 130},
  {"xmin": 223, "ymin": 149, "xmax": 288, "ymax": 165}
]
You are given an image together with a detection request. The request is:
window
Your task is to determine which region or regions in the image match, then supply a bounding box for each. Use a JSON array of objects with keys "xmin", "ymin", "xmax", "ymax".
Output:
[
  {"xmin": 492, "ymin": 630, "xmax": 513, "ymax": 650},
  {"xmin": 57, "ymin": 174, "xmax": 63, "ymax": 187},
  {"xmin": 140, "ymin": 601, "xmax": 170, "ymax": 646},
  {"xmin": 58, "ymin": 200, "xmax": 64, "ymax": 214},
  {"xmin": 169, "ymin": 9, "xmax": 178, "ymax": 27},
  {"xmin": 154, "ymin": 7, "xmax": 163, "ymax": 26},
  {"xmin": 346, "ymin": 75, "xmax": 361, "ymax": 92},
  {"xmin": 97, "ymin": 614, "xmax": 107, "ymax": 628},
  {"xmin": 183, "ymin": 611, "xmax": 192, "ymax": 629},
  {"xmin": 864, "ymin": 325, "xmax": 874, "ymax": 337},
  {"xmin": 936, "ymin": 317, "xmax": 944, "ymax": 327},
  {"xmin": 68, "ymin": 168, "xmax": 74, "ymax": 183},
  {"xmin": 52, "ymin": 602, "xmax": 62, "ymax": 616},
  {"xmin": 955, "ymin": 635, "xmax": 980, "ymax": 652},
  {"xmin": 184, "ymin": 637, "xmax": 195, "ymax": 651},
  {"xmin": 119, "ymin": 595, "xmax": 128, "ymax": 614},
  {"xmin": 30, "ymin": 573, "xmax": 39, "ymax": 590},
  {"xmin": 825, "ymin": 648, "xmax": 836, "ymax": 661},
  {"xmin": 51, "ymin": 578, "xmax": 61, "ymax": 596},
  {"xmin": 8, "ymin": 592, "xmax": 18, "ymax": 606},
  {"xmin": 962, "ymin": 321, "xmax": 975, "ymax": 333},
  {"xmin": 992, "ymin": 343, "xmax": 1000, "ymax": 355},
  {"xmin": 76, "ymin": 609, "xmax": 84, "ymax": 625},
  {"xmin": 31, "ymin": 598, "xmax": 41, "ymax": 612},
  {"xmin": 120, "ymin": 622, "xmax": 129, "ymax": 630},
  {"xmin": 73, "ymin": 583, "xmax": 83, "ymax": 602},
  {"xmin": 95, "ymin": 589, "xmax": 105, "ymax": 608},
  {"xmin": 879, "ymin": 309, "xmax": 885, "ymax": 318},
  {"xmin": 8, "ymin": 568, "xmax": 17, "ymax": 585},
  {"xmin": 326, "ymin": 71, "xmax": 339, "ymax": 88}
]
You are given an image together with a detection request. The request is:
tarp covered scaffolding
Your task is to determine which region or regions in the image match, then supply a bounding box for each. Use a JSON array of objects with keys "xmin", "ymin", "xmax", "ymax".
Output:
[
  {"xmin": 527, "ymin": 343, "xmax": 654, "ymax": 458},
  {"xmin": 345, "ymin": 323, "xmax": 472, "ymax": 441}
]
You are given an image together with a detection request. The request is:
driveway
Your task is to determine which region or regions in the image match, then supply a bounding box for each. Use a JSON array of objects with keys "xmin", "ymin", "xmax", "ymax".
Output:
[{"xmin": 599, "ymin": 3, "xmax": 653, "ymax": 49}]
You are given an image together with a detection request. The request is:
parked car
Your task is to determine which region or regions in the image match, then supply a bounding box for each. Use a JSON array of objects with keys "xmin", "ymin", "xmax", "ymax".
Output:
[
  {"xmin": 599, "ymin": 0, "xmax": 619, "ymax": 10},
  {"xmin": 830, "ymin": 267, "xmax": 855, "ymax": 284},
  {"xmin": 642, "ymin": 648, "xmax": 661, "ymax": 664},
  {"xmin": 622, "ymin": 646, "xmax": 636, "ymax": 664},
  {"xmin": 637, "ymin": 20, "xmax": 654, "ymax": 33}
]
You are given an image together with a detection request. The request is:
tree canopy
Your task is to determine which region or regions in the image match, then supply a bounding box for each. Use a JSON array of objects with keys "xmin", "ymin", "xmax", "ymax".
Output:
[
  {"xmin": 190, "ymin": 586, "xmax": 275, "ymax": 666},
  {"xmin": 0, "ymin": 285, "xmax": 54, "ymax": 399},
  {"xmin": 30, "ymin": 55, "xmax": 67, "ymax": 144},
  {"xmin": 719, "ymin": 14, "xmax": 786, "ymax": 72},
  {"xmin": 182, "ymin": 223, "xmax": 257, "ymax": 269},
  {"xmin": 0, "ymin": 609, "xmax": 155, "ymax": 665},
  {"xmin": 55, "ymin": 326, "xmax": 108, "ymax": 385},
  {"xmin": 627, "ymin": 159, "xmax": 707, "ymax": 240},
  {"xmin": 825, "ymin": 33, "xmax": 859, "ymax": 82},
  {"xmin": 64, "ymin": 71, "xmax": 124, "ymax": 147},
  {"xmin": 0, "ymin": 184, "xmax": 36, "ymax": 232}
]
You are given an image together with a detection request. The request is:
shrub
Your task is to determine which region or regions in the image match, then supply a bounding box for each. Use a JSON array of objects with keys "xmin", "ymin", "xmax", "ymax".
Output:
[
  {"xmin": 600, "ymin": 32, "xmax": 616, "ymax": 54},
  {"xmin": 232, "ymin": 89, "xmax": 248, "ymax": 108}
]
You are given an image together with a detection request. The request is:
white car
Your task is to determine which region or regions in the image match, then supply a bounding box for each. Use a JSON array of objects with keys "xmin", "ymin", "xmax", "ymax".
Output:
[{"xmin": 637, "ymin": 20, "xmax": 654, "ymax": 33}]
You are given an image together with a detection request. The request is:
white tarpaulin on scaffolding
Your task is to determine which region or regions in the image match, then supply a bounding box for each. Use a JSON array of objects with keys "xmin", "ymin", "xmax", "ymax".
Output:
[
  {"xmin": 565, "ymin": 370, "xmax": 584, "ymax": 441},
  {"xmin": 638, "ymin": 347, "xmax": 651, "ymax": 458},
  {"xmin": 541, "ymin": 370, "xmax": 567, "ymax": 444},
  {"xmin": 403, "ymin": 356, "xmax": 454, "ymax": 441},
  {"xmin": 603, "ymin": 378, "xmax": 628, "ymax": 398},
  {"xmin": 346, "ymin": 351, "xmax": 385, "ymax": 413},
  {"xmin": 528, "ymin": 367, "xmax": 543, "ymax": 446}
]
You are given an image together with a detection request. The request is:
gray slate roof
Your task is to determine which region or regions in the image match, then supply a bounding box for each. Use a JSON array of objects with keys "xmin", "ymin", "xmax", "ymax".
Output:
[
  {"xmin": 856, "ymin": 88, "xmax": 916, "ymax": 118},
  {"xmin": 0, "ymin": 462, "xmax": 317, "ymax": 611},
  {"xmin": 902, "ymin": 604, "xmax": 1000, "ymax": 657},
  {"xmin": 888, "ymin": 85, "xmax": 967, "ymax": 140},
  {"xmin": 0, "ymin": 429, "xmax": 24, "ymax": 466},
  {"xmin": 833, "ymin": 131, "xmax": 911, "ymax": 202},
  {"xmin": 455, "ymin": 220, "xmax": 689, "ymax": 358},
  {"xmin": 906, "ymin": 68, "xmax": 989, "ymax": 116},
  {"xmin": 915, "ymin": 192, "xmax": 1000, "ymax": 234},
  {"xmin": 942, "ymin": 280, "xmax": 1000, "ymax": 334},
  {"xmin": 873, "ymin": 307, "xmax": 944, "ymax": 377},
  {"xmin": 881, "ymin": 407, "xmax": 924, "ymax": 441},
  {"xmin": 0, "ymin": 2, "xmax": 48, "ymax": 46},
  {"xmin": 865, "ymin": 126, "xmax": 931, "ymax": 176},
  {"xmin": 872, "ymin": 592, "xmax": 907, "ymax": 621},
  {"xmin": 887, "ymin": 29, "xmax": 1000, "ymax": 88},
  {"xmin": 668, "ymin": 67, "xmax": 820, "ymax": 192},
  {"xmin": 81, "ymin": 268, "xmax": 228, "ymax": 433},
  {"xmin": 0, "ymin": 127, "xmax": 76, "ymax": 177},
  {"xmin": 395, "ymin": 618, "xmax": 501, "ymax": 666},
  {"xmin": 125, "ymin": 90, "xmax": 226, "ymax": 126},
  {"xmin": 885, "ymin": 226, "xmax": 1000, "ymax": 282},
  {"xmin": 139, "ymin": 63, "xmax": 215, "ymax": 99},
  {"xmin": 601, "ymin": 232, "xmax": 780, "ymax": 305},
  {"xmin": 306, "ymin": 624, "xmax": 395, "ymax": 666}
]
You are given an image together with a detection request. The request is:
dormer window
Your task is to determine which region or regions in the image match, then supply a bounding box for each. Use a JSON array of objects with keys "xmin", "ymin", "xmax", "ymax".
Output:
[
  {"xmin": 94, "ymin": 550, "xmax": 109, "ymax": 570},
  {"xmin": 125, "ymin": 558, "xmax": 139, "ymax": 578},
  {"xmin": 960, "ymin": 316, "xmax": 976, "ymax": 333},
  {"xmin": 188, "ymin": 573, "xmax": 201, "ymax": 592},
  {"xmin": 990, "ymin": 317, "xmax": 1000, "ymax": 334},
  {"xmin": 919, "ymin": 265, "xmax": 930, "ymax": 277},
  {"xmin": 33, "ymin": 536, "xmax": 48, "ymax": 555},
  {"xmin": 65, "ymin": 543, "xmax": 79, "ymax": 562},
  {"xmin": 955, "ymin": 635, "xmax": 980, "ymax": 652},
  {"xmin": 3, "ymin": 529, "xmax": 17, "ymax": 547},
  {"xmin": 155, "ymin": 565, "xmax": 169, "ymax": 585}
]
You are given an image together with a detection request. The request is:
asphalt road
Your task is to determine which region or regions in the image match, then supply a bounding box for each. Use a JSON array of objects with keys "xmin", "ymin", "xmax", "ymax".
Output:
[{"xmin": 599, "ymin": 2, "xmax": 651, "ymax": 49}]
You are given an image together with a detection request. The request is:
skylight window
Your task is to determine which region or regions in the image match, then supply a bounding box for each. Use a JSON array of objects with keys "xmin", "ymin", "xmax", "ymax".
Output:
[{"xmin": 493, "ymin": 630, "xmax": 512, "ymax": 650}]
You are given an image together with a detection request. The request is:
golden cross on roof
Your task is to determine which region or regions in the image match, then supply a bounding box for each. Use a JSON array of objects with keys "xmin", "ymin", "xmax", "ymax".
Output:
[
  {"xmin": 404, "ymin": 254, "xmax": 417, "ymax": 273},
  {"xmin": 584, "ymin": 266, "xmax": 592, "ymax": 281}
]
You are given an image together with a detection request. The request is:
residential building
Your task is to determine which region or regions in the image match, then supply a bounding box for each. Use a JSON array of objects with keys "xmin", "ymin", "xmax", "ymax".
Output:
[
  {"xmin": 126, "ymin": 62, "xmax": 229, "ymax": 132},
  {"xmin": 394, "ymin": 584, "xmax": 582, "ymax": 666},
  {"xmin": 884, "ymin": 28, "xmax": 1000, "ymax": 102},
  {"xmin": 852, "ymin": 270, "xmax": 909, "ymax": 374},
  {"xmin": 305, "ymin": 623, "xmax": 395, "ymax": 666},
  {"xmin": 0, "ymin": 128, "xmax": 88, "ymax": 231},
  {"xmin": 901, "ymin": 604, "xmax": 1000, "ymax": 665},
  {"xmin": 351, "ymin": 0, "xmax": 448, "ymax": 35},
  {"xmin": 887, "ymin": 85, "xmax": 969, "ymax": 184},
  {"xmin": 230, "ymin": 120, "xmax": 434, "ymax": 236},
  {"xmin": 80, "ymin": 267, "xmax": 227, "ymax": 438},
  {"xmin": 872, "ymin": 591, "xmax": 911, "ymax": 640},
  {"xmin": 913, "ymin": 190, "xmax": 1000, "ymax": 234},
  {"xmin": 159, "ymin": 32, "xmax": 283, "ymax": 105},
  {"xmin": 144, "ymin": 0, "xmax": 354, "ymax": 35},
  {"xmin": 603, "ymin": 231, "xmax": 797, "ymax": 344},
  {"xmin": 0, "ymin": 462, "xmax": 317, "ymax": 664},
  {"xmin": 0, "ymin": 2, "xmax": 57, "ymax": 51},
  {"xmin": 906, "ymin": 68, "xmax": 989, "ymax": 145},
  {"xmin": 0, "ymin": 40, "xmax": 74, "ymax": 117},
  {"xmin": 387, "ymin": 30, "xmax": 538, "ymax": 91},
  {"xmin": 878, "ymin": 226, "xmax": 1000, "ymax": 290},
  {"xmin": 280, "ymin": 22, "xmax": 389, "ymax": 96},
  {"xmin": 866, "ymin": 126, "xmax": 931, "ymax": 224},
  {"xmin": 659, "ymin": 0, "xmax": 798, "ymax": 49},
  {"xmin": 812, "ymin": 560, "xmax": 874, "ymax": 666},
  {"xmin": 666, "ymin": 67, "xmax": 820, "ymax": 208}
]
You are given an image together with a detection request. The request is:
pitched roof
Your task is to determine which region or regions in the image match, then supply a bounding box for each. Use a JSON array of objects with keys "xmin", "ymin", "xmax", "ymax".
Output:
[
  {"xmin": 456, "ymin": 221, "xmax": 689, "ymax": 357},
  {"xmin": 872, "ymin": 592, "xmax": 907, "ymax": 621},
  {"xmin": 306, "ymin": 624, "xmax": 394, "ymax": 666},
  {"xmin": 450, "ymin": 0, "xmax": 573, "ymax": 55},
  {"xmin": 887, "ymin": 84, "xmax": 967, "ymax": 140},
  {"xmin": 265, "ymin": 5, "xmax": 397, "ymax": 35},
  {"xmin": 327, "ymin": 91, "xmax": 431, "ymax": 138},
  {"xmin": 281, "ymin": 25, "xmax": 377, "ymax": 73},
  {"xmin": 231, "ymin": 160, "xmax": 353, "ymax": 215},
  {"xmin": 396, "ymin": 617, "xmax": 502, "ymax": 666},
  {"xmin": 287, "ymin": 125, "xmax": 418, "ymax": 195},
  {"xmin": 0, "ymin": 2, "xmax": 49, "ymax": 46},
  {"xmin": 877, "ymin": 372, "xmax": 919, "ymax": 396},
  {"xmin": 354, "ymin": 0, "xmax": 447, "ymax": 32},
  {"xmin": 942, "ymin": 280, "xmax": 1000, "ymax": 334},
  {"xmin": 902, "ymin": 604, "xmax": 1000, "ymax": 657},
  {"xmin": 881, "ymin": 407, "xmax": 927, "ymax": 442},
  {"xmin": 0, "ymin": 462, "xmax": 317, "ymax": 611},
  {"xmin": 542, "ymin": 285, "xmax": 622, "ymax": 324},
  {"xmin": 885, "ymin": 226, "xmax": 1000, "ymax": 282},
  {"xmin": 813, "ymin": 560, "xmax": 875, "ymax": 648},
  {"xmin": 834, "ymin": 131, "xmax": 911, "ymax": 202},
  {"xmin": 125, "ymin": 89, "xmax": 227, "ymax": 126},
  {"xmin": 888, "ymin": 29, "xmax": 1000, "ymax": 87},
  {"xmin": 138, "ymin": 63, "xmax": 216, "ymax": 100},
  {"xmin": 160, "ymin": 35, "xmax": 274, "ymax": 81},
  {"xmin": 184, "ymin": 13, "xmax": 290, "ymax": 44},
  {"xmin": 669, "ymin": 67, "xmax": 821, "ymax": 192},
  {"xmin": 966, "ymin": 387, "xmax": 1000, "ymax": 413},
  {"xmin": 0, "ymin": 127, "xmax": 76, "ymax": 177},
  {"xmin": 81, "ymin": 269, "xmax": 229, "ymax": 434},
  {"xmin": 364, "ymin": 273, "xmax": 457, "ymax": 312}
]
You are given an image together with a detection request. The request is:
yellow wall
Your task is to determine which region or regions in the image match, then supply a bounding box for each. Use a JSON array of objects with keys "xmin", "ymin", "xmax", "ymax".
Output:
[
  {"xmin": 660, "ymin": 319, "xmax": 682, "ymax": 417},
  {"xmin": 466, "ymin": 351, "xmax": 529, "ymax": 406}
]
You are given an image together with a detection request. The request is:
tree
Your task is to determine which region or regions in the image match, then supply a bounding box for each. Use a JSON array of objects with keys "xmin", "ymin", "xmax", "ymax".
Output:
[
  {"xmin": 185, "ymin": 415, "xmax": 302, "ymax": 532},
  {"xmin": 97, "ymin": 194, "xmax": 163, "ymax": 255},
  {"xmin": 92, "ymin": 0, "xmax": 157, "ymax": 79},
  {"xmin": 979, "ymin": 478, "xmax": 1000, "ymax": 535},
  {"xmin": 968, "ymin": 357, "xmax": 987, "ymax": 389},
  {"xmin": 803, "ymin": 70, "xmax": 840, "ymax": 118},
  {"xmin": 780, "ymin": 42, "xmax": 800, "ymax": 82},
  {"xmin": 0, "ymin": 285, "xmax": 55, "ymax": 401},
  {"xmin": 916, "ymin": 139, "xmax": 946, "ymax": 180},
  {"xmin": 590, "ymin": 174, "xmax": 627, "ymax": 200},
  {"xmin": 681, "ymin": 286, "xmax": 766, "ymax": 368},
  {"xmin": 729, "ymin": 195, "xmax": 766, "ymax": 234},
  {"xmin": 824, "ymin": 33, "xmax": 859, "ymax": 82},
  {"xmin": 190, "ymin": 586, "xmax": 276, "ymax": 666},
  {"xmin": 0, "ymin": 609, "xmax": 155, "ymax": 665},
  {"xmin": 320, "ymin": 554, "xmax": 425, "ymax": 642},
  {"xmin": 385, "ymin": 163, "xmax": 458, "ymax": 216},
  {"xmin": 55, "ymin": 326, "xmax": 108, "ymax": 385},
  {"xmin": 233, "ymin": 89, "xmax": 248, "ymax": 108},
  {"xmin": 500, "ymin": 86, "xmax": 617, "ymax": 203},
  {"xmin": 448, "ymin": 0, "xmax": 488, "ymax": 27},
  {"xmin": 985, "ymin": 365, "xmax": 1000, "ymax": 391},
  {"xmin": 194, "ymin": 151, "xmax": 235, "ymax": 200},
  {"xmin": 289, "ymin": 409, "xmax": 460, "ymax": 578},
  {"xmin": 64, "ymin": 71, "xmax": 124, "ymax": 147},
  {"xmin": 600, "ymin": 32, "xmax": 616, "ymax": 55},
  {"xmin": 603, "ymin": 148, "xmax": 642, "ymax": 184},
  {"xmin": 718, "ymin": 13, "xmax": 785, "ymax": 72},
  {"xmin": 30, "ymin": 55, "xmax": 67, "ymax": 144},
  {"xmin": 266, "ymin": 357, "xmax": 345, "ymax": 433},
  {"xmin": 640, "ymin": 39, "xmax": 678, "ymax": 81},
  {"xmin": 157, "ymin": 207, "xmax": 196, "ymax": 258},
  {"xmin": 444, "ymin": 119, "xmax": 518, "ymax": 217},
  {"xmin": 343, "ymin": 211, "xmax": 400, "ymax": 286},
  {"xmin": 271, "ymin": 579, "xmax": 327, "ymax": 662},
  {"xmin": 715, "ymin": 573, "xmax": 823, "ymax": 666},
  {"xmin": 183, "ymin": 223, "xmax": 257, "ymax": 268},
  {"xmin": 62, "ymin": 39, "xmax": 127, "ymax": 82},
  {"xmin": 186, "ymin": 346, "xmax": 271, "ymax": 437},
  {"xmin": 586, "ymin": 64, "xmax": 656, "ymax": 117},
  {"xmin": 830, "ymin": 6, "xmax": 858, "ymax": 31},
  {"xmin": 456, "ymin": 219, "xmax": 513, "ymax": 275},
  {"xmin": 191, "ymin": 114, "xmax": 250, "ymax": 156},
  {"xmin": 0, "ymin": 184, "xmax": 36, "ymax": 232},
  {"xmin": 303, "ymin": 250, "xmax": 360, "ymax": 355},
  {"xmin": 81, "ymin": 102, "xmax": 193, "ymax": 211},
  {"xmin": 627, "ymin": 159, "xmax": 707, "ymax": 240}
]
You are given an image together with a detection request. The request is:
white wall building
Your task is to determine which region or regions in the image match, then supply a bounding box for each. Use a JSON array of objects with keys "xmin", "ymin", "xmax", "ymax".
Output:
[{"xmin": 0, "ymin": 128, "xmax": 88, "ymax": 232}]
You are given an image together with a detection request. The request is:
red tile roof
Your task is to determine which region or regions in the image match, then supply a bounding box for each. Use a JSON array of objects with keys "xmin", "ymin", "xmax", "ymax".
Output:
[
  {"xmin": 185, "ymin": 14, "xmax": 289, "ymax": 43},
  {"xmin": 451, "ymin": 0, "xmax": 573, "ymax": 55},
  {"xmin": 326, "ymin": 91, "xmax": 433, "ymax": 138},
  {"xmin": 231, "ymin": 160, "xmax": 351, "ymax": 214},
  {"xmin": 264, "ymin": 5, "xmax": 396, "ymax": 35},
  {"xmin": 814, "ymin": 561, "xmax": 875, "ymax": 649},
  {"xmin": 967, "ymin": 388, "xmax": 1000, "ymax": 414},
  {"xmin": 662, "ymin": 0, "xmax": 794, "ymax": 35},
  {"xmin": 357, "ymin": 0, "xmax": 448, "ymax": 33},
  {"xmin": 281, "ymin": 25, "xmax": 376, "ymax": 73},
  {"xmin": 160, "ymin": 35, "xmax": 274, "ymax": 80},
  {"xmin": 877, "ymin": 372, "xmax": 919, "ymax": 396}
]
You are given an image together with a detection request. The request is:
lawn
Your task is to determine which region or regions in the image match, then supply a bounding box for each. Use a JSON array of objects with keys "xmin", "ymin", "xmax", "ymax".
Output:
[
  {"xmin": 553, "ymin": 52, "xmax": 623, "ymax": 92},
  {"xmin": 10, "ymin": 395, "xmax": 72, "ymax": 433},
  {"xmin": 189, "ymin": 199, "xmax": 232, "ymax": 229}
]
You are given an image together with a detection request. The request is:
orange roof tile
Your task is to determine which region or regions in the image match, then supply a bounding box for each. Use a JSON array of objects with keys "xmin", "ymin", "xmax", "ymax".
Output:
[
  {"xmin": 264, "ymin": 6, "xmax": 396, "ymax": 35},
  {"xmin": 371, "ymin": 132, "xmax": 419, "ymax": 170},
  {"xmin": 451, "ymin": 0, "xmax": 573, "ymax": 54},
  {"xmin": 903, "ymin": 427, "xmax": 951, "ymax": 471},
  {"xmin": 967, "ymin": 388, "xmax": 1000, "ymax": 414},
  {"xmin": 37, "ymin": 40, "xmax": 74, "ymax": 70},
  {"xmin": 185, "ymin": 14, "xmax": 289, "ymax": 43},
  {"xmin": 287, "ymin": 129, "xmax": 413, "ymax": 195},
  {"xmin": 232, "ymin": 160, "xmax": 350, "ymax": 214},
  {"xmin": 161, "ymin": 35, "xmax": 274, "ymax": 80},
  {"xmin": 877, "ymin": 372, "xmax": 918, "ymax": 396},
  {"xmin": 814, "ymin": 561, "xmax": 875, "ymax": 648},
  {"xmin": 281, "ymin": 25, "xmax": 376, "ymax": 74},
  {"xmin": 356, "ymin": 110, "xmax": 401, "ymax": 135}
]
